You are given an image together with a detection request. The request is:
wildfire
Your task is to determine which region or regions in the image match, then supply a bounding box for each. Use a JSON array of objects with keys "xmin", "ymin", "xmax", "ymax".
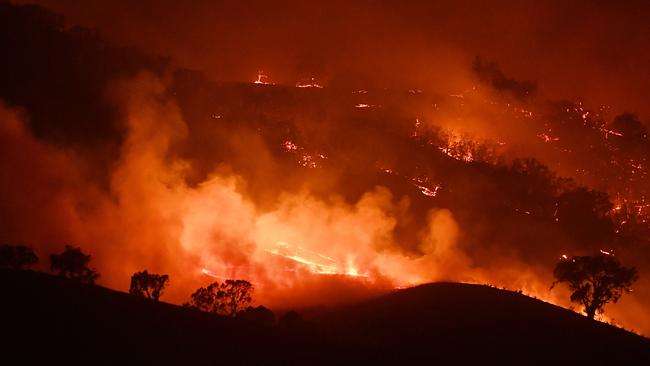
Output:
[
  {"xmin": 295, "ymin": 77, "xmax": 324, "ymax": 88},
  {"xmin": 282, "ymin": 140, "xmax": 298, "ymax": 151},
  {"xmin": 299, "ymin": 154, "xmax": 318, "ymax": 168},
  {"xmin": 600, "ymin": 127, "xmax": 623, "ymax": 138},
  {"xmin": 411, "ymin": 177, "xmax": 442, "ymax": 197},
  {"xmin": 416, "ymin": 185, "xmax": 441, "ymax": 197},
  {"xmin": 264, "ymin": 242, "xmax": 368, "ymax": 278},
  {"xmin": 537, "ymin": 132, "xmax": 559, "ymax": 143},
  {"xmin": 281, "ymin": 140, "xmax": 326, "ymax": 168},
  {"xmin": 412, "ymin": 118, "xmax": 422, "ymax": 137},
  {"xmin": 439, "ymin": 146, "xmax": 474, "ymax": 162},
  {"xmin": 253, "ymin": 70, "xmax": 274, "ymax": 85}
]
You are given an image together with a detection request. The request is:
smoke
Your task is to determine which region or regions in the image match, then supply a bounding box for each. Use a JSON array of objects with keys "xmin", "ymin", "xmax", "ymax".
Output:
[
  {"xmin": 0, "ymin": 73, "xmax": 479, "ymax": 308},
  {"xmin": 2, "ymin": 65, "xmax": 649, "ymax": 334},
  {"xmin": 17, "ymin": 0, "xmax": 650, "ymax": 117}
]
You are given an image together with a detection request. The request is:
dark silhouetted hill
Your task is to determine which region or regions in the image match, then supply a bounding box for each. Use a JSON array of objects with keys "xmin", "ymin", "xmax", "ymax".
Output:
[
  {"xmin": 0, "ymin": 269, "xmax": 332, "ymax": 365},
  {"xmin": 315, "ymin": 282, "xmax": 650, "ymax": 363},
  {"xmin": 1, "ymin": 270, "xmax": 649, "ymax": 364}
]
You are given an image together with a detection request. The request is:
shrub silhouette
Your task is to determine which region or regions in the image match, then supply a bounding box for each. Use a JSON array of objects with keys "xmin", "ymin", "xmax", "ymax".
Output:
[
  {"xmin": 129, "ymin": 270, "xmax": 169, "ymax": 301},
  {"xmin": 0, "ymin": 244, "xmax": 38, "ymax": 269},
  {"xmin": 49, "ymin": 245, "xmax": 99, "ymax": 284},
  {"xmin": 551, "ymin": 253, "xmax": 638, "ymax": 319},
  {"xmin": 185, "ymin": 279, "xmax": 253, "ymax": 316}
]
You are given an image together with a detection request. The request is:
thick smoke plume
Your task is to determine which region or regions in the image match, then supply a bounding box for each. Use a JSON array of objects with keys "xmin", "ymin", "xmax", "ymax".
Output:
[{"xmin": 0, "ymin": 74, "xmax": 480, "ymax": 308}]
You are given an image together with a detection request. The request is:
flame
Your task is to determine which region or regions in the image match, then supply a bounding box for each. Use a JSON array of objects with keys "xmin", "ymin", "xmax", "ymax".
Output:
[
  {"xmin": 263, "ymin": 241, "xmax": 368, "ymax": 278},
  {"xmin": 280, "ymin": 140, "xmax": 326, "ymax": 168},
  {"xmin": 3, "ymin": 72, "xmax": 647, "ymax": 332},
  {"xmin": 295, "ymin": 77, "xmax": 324, "ymax": 89},
  {"xmin": 537, "ymin": 132, "xmax": 559, "ymax": 143},
  {"xmin": 253, "ymin": 70, "xmax": 274, "ymax": 85}
]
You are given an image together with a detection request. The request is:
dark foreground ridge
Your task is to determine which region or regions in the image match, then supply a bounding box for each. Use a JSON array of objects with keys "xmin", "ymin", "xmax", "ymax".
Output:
[
  {"xmin": 1, "ymin": 269, "xmax": 649, "ymax": 364},
  {"xmin": 316, "ymin": 282, "xmax": 650, "ymax": 363}
]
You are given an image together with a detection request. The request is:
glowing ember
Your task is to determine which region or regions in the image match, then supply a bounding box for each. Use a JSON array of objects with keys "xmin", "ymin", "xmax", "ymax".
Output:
[
  {"xmin": 299, "ymin": 154, "xmax": 318, "ymax": 168},
  {"xmin": 412, "ymin": 118, "xmax": 422, "ymax": 137},
  {"xmin": 282, "ymin": 140, "xmax": 298, "ymax": 151},
  {"xmin": 411, "ymin": 177, "xmax": 442, "ymax": 197},
  {"xmin": 537, "ymin": 133, "xmax": 559, "ymax": 143},
  {"xmin": 600, "ymin": 127, "xmax": 623, "ymax": 138},
  {"xmin": 280, "ymin": 141, "xmax": 326, "ymax": 168},
  {"xmin": 295, "ymin": 77, "xmax": 324, "ymax": 88},
  {"xmin": 253, "ymin": 70, "xmax": 274, "ymax": 85},
  {"xmin": 416, "ymin": 184, "xmax": 441, "ymax": 197}
]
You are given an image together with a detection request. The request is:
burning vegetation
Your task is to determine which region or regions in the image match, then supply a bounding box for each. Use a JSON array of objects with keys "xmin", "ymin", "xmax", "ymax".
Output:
[{"xmin": 1, "ymin": 1, "xmax": 650, "ymax": 337}]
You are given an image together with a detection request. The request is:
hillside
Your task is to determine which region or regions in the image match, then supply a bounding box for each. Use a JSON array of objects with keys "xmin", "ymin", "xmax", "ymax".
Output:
[
  {"xmin": 316, "ymin": 282, "xmax": 650, "ymax": 363},
  {"xmin": 0, "ymin": 269, "xmax": 329, "ymax": 365},
  {"xmin": 1, "ymin": 269, "xmax": 649, "ymax": 364}
]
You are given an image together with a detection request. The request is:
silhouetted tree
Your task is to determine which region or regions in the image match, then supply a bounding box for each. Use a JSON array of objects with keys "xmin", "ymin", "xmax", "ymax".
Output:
[
  {"xmin": 0, "ymin": 244, "xmax": 38, "ymax": 270},
  {"xmin": 49, "ymin": 245, "xmax": 99, "ymax": 284},
  {"xmin": 129, "ymin": 270, "xmax": 169, "ymax": 301},
  {"xmin": 185, "ymin": 282, "xmax": 220, "ymax": 313},
  {"xmin": 220, "ymin": 279, "xmax": 253, "ymax": 316},
  {"xmin": 551, "ymin": 253, "xmax": 638, "ymax": 319},
  {"xmin": 185, "ymin": 279, "xmax": 253, "ymax": 316}
]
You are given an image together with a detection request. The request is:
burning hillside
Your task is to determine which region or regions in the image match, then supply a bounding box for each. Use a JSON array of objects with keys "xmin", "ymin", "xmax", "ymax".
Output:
[{"xmin": 1, "ymin": 1, "xmax": 650, "ymax": 338}]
